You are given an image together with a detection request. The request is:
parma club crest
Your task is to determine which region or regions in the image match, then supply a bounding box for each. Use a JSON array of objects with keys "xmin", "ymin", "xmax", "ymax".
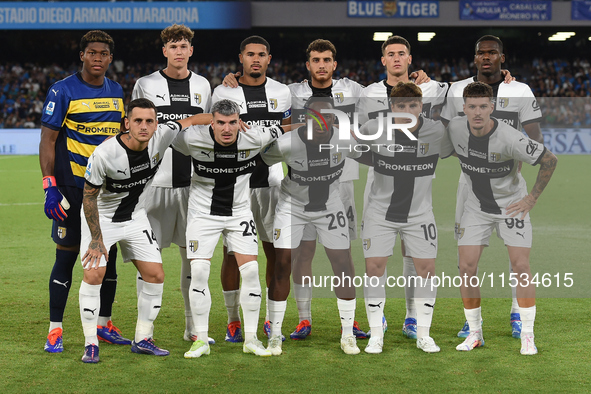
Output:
[
  {"xmin": 239, "ymin": 150, "xmax": 250, "ymax": 159},
  {"xmin": 269, "ymin": 98, "xmax": 278, "ymax": 110},
  {"xmin": 113, "ymin": 100, "xmax": 120, "ymax": 110},
  {"xmin": 334, "ymin": 92, "xmax": 344, "ymax": 104},
  {"xmin": 273, "ymin": 229, "xmax": 281, "ymax": 241},
  {"xmin": 490, "ymin": 152, "xmax": 501, "ymax": 162},
  {"xmin": 419, "ymin": 143, "xmax": 429, "ymax": 155},
  {"xmin": 454, "ymin": 223, "xmax": 465, "ymax": 239},
  {"xmin": 57, "ymin": 227, "xmax": 67, "ymax": 239},
  {"xmin": 332, "ymin": 152, "xmax": 342, "ymax": 164},
  {"xmin": 189, "ymin": 240, "xmax": 199, "ymax": 253},
  {"xmin": 152, "ymin": 152, "xmax": 160, "ymax": 167},
  {"xmin": 194, "ymin": 93, "xmax": 202, "ymax": 105},
  {"xmin": 497, "ymin": 97, "xmax": 510, "ymax": 109},
  {"xmin": 363, "ymin": 238, "xmax": 371, "ymax": 250}
]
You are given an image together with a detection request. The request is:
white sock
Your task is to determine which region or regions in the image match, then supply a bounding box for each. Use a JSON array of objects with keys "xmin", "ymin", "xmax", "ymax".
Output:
[
  {"xmin": 223, "ymin": 290, "xmax": 241, "ymax": 324},
  {"xmin": 268, "ymin": 300, "xmax": 287, "ymax": 337},
  {"xmin": 415, "ymin": 278, "xmax": 437, "ymax": 339},
  {"xmin": 79, "ymin": 281, "xmax": 101, "ymax": 346},
  {"xmin": 135, "ymin": 281, "xmax": 163, "ymax": 342},
  {"xmin": 338, "ymin": 298, "xmax": 356, "ymax": 338},
  {"xmin": 136, "ymin": 271, "xmax": 143, "ymax": 299},
  {"xmin": 265, "ymin": 287, "xmax": 270, "ymax": 321},
  {"xmin": 293, "ymin": 282, "xmax": 312, "ymax": 323},
  {"xmin": 364, "ymin": 271, "xmax": 386, "ymax": 338},
  {"xmin": 520, "ymin": 305, "xmax": 536, "ymax": 335},
  {"xmin": 510, "ymin": 263, "xmax": 520, "ymax": 314},
  {"xmin": 464, "ymin": 307, "xmax": 482, "ymax": 333},
  {"xmin": 239, "ymin": 261, "xmax": 262, "ymax": 340},
  {"xmin": 189, "ymin": 259, "xmax": 211, "ymax": 339},
  {"xmin": 366, "ymin": 297, "xmax": 385, "ymax": 340},
  {"xmin": 403, "ymin": 256, "xmax": 417, "ymax": 319},
  {"xmin": 49, "ymin": 322, "xmax": 63, "ymax": 332},
  {"xmin": 97, "ymin": 316, "xmax": 110, "ymax": 326},
  {"xmin": 180, "ymin": 246, "xmax": 193, "ymax": 332}
]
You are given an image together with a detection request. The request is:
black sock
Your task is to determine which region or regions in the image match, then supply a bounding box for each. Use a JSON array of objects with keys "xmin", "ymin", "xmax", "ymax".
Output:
[
  {"xmin": 99, "ymin": 245, "xmax": 118, "ymax": 319},
  {"xmin": 49, "ymin": 249, "xmax": 79, "ymax": 322}
]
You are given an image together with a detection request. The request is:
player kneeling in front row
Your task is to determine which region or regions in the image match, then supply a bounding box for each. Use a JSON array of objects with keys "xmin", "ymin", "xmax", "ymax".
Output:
[
  {"xmin": 172, "ymin": 99, "xmax": 284, "ymax": 358},
  {"xmin": 359, "ymin": 82, "xmax": 451, "ymax": 354},
  {"xmin": 79, "ymin": 98, "xmax": 211, "ymax": 363},
  {"xmin": 262, "ymin": 97, "xmax": 361, "ymax": 356},
  {"xmin": 445, "ymin": 82, "xmax": 557, "ymax": 355}
]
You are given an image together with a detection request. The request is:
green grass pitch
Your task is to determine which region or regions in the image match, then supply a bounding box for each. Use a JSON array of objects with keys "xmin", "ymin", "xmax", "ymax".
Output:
[{"xmin": 0, "ymin": 154, "xmax": 589, "ymax": 392}]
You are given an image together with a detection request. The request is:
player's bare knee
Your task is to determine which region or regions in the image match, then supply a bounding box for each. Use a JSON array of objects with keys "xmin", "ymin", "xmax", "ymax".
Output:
[{"xmin": 83, "ymin": 269, "xmax": 105, "ymax": 285}]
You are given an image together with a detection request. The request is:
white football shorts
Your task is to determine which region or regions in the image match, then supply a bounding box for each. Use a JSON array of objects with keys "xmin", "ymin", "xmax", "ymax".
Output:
[
  {"xmin": 186, "ymin": 210, "xmax": 258, "ymax": 259},
  {"xmin": 361, "ymin": 208, "xmax": 438, "ymax": 259},
  {"xmin": 80, "ymin": 213, "xmax": 162, "ymax": 268}
]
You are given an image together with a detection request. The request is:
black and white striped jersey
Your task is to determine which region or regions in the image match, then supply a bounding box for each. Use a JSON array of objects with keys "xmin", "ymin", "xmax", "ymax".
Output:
[
  {"xmin": 441, "ymin": 76, "xmax": 542, "ymax": 130},
  {"xmin": 444, "ymin": 117, "xmax": 546, "ymax": 214},
  {"xmin": 261, "ymin": 127, "xmax": 361, "ymax": 212},
  {"xmin": 360, "ymin": 117, "xmax": 452, "ymax": 223},
  {"xmin": 132, "ymin": 70, "xmax": 211, "ymax": 188},
  {"xmin": 172, "ymin": 124, "xmax": 283, "ymax": 217},
  {"xmin": 84, "ymin": 121, "xmax": 182, "ymax": 223},
  {"xmin": 358, "ymin": 80, "xmax": 449, "ymax": 124},
  {"xmin": 289, "ymin": 78, "xmax": 364, "ymax": 182},
  {"xmin": 212, "ymin": 77, "xmax": 291, "ymax": 188}
]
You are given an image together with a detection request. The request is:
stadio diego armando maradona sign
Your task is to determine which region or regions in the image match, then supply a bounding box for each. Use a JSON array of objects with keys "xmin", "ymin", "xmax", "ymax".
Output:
[{"xmin": 0, "ymin": 1, "xmax": 251, "ymax": 29}]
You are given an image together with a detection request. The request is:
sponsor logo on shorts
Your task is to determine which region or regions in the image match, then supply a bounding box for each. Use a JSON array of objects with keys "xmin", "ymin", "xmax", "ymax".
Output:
[
  {"xmin": 363, "ymin": 238, "xmax": 371, "ymax": 250},
  {"xmin": 57, "ymin": 227, "xmax": 67, "ymax": 239},
  {"xmin": 273, "ymin": 228, "xmax": 281, "ymax": 241},
  {"xmin": 189, "ymin": 240, "xmax": 199, "ymax": 252}
]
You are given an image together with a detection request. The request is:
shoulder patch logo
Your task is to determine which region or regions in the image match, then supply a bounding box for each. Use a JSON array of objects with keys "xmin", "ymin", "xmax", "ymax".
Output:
[{"xmin": 45, "ymin": 101, "xmax": 55, "ymax": 116}]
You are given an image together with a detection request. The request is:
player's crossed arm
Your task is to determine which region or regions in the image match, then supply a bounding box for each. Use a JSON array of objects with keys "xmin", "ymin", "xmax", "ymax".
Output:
[{"xmin": 81, "ymin": 182, "xmax": 108, "ymax": 270}]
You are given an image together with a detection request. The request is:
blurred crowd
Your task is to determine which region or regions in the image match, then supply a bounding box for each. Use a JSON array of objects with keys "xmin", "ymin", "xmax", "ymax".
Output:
[{"xmin": 1, "ymin": 57, "xmax": 590, "ymax": 129}]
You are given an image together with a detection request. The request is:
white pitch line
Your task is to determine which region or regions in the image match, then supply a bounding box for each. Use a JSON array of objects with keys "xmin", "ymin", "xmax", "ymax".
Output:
[{"xmin": 0, "ymin": 202, "xmax": 43, "ymax": 206}]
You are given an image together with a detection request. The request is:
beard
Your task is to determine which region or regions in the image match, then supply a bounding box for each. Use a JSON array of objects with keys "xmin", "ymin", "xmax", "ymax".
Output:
[{"xmin": 249, "ymin": 71, "xmax": 262, "ymax": 79}]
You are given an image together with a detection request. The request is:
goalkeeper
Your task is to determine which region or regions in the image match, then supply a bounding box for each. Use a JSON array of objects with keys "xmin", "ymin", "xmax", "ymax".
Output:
[{"xmin": 39, "ymin": 30, "xmax": 131, "ymax": 354}]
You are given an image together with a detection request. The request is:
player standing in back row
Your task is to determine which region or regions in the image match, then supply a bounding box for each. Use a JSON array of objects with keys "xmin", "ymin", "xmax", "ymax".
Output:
[
  {"xmin": 440, "ymin": 35, "xmax": 543, "ymax": 339},
  {"xmin": 132, "ymin": 24, "xmax": 212, "ymax": 344},
  {"xmin": 212, "ymin": 36, "xmax": 291, "ymax": 343},
  {"xmin": 39, "ymin": 30, "xmax": 129, "ymax": 353}
]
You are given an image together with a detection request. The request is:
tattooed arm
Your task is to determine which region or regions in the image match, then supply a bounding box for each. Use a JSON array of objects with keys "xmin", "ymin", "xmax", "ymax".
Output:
[
  {"xmin": 506, "ymin": 149, "xmax": 558, "ymax": 219},
  {"xmin": 81, "ymin": 182, "xmax": 108, "ymax": 270}
]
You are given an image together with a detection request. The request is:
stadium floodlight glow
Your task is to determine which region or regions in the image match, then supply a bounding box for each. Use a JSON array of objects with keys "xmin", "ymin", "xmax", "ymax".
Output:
[
  {"xmin": 418, "ymin": 32, "xmax": 436, "ymax": 42},
  {"xmin": 373, "ymin": 32, "xmax": 393, "ymax": 41},
  {"xmin": 548, "ymin": 32, "xmax": 576, "ymax": 41}
]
